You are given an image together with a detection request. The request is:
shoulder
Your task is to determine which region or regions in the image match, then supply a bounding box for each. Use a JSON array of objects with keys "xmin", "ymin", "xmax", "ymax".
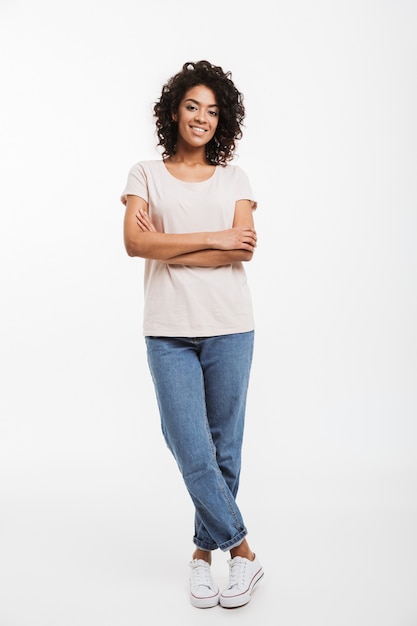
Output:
[
  {"xmin": 216, "ymin": 164, "xmax": 257, "ymax": 209},
  {"xmin": 216, "ymin": 164, "xmax": 252, "ymax": 187},
  {"xmin": 121, "ymin": 160, "xmax": 163, "ymax": 204},
  {"xmin": 217, "ymin": 163, "xmax": 249, "ymax": 180},
  {"xmin": 128, "ymin": 160, "xmax": 162, "ymax": 175}
]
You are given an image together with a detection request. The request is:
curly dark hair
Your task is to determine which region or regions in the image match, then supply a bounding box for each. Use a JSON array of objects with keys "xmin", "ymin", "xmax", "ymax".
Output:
[{"xmin": 153, "ymin": 60, "xmax": 245, "ymax": 166}]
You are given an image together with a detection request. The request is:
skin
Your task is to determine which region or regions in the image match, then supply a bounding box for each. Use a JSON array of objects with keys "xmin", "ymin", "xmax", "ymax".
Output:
[{"xmin": 123, "ymin": 84, "xmax": 257, "ymax": 563}]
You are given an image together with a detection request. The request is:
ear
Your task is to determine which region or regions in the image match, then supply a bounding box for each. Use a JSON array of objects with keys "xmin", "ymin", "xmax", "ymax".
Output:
[{"xmin": 172, "ymin": 111, "xmax": 177, "ymax": 122}]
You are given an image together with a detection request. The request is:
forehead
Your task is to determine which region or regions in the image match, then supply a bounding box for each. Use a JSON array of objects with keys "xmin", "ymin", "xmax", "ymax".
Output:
[{"xmin": 182, "ymin": 84, "xmax": 218, "ymax": 105}]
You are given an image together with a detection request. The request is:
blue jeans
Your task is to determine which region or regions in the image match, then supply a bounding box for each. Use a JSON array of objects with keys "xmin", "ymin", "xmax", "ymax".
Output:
[{"xmin": 145, "ymin": 332, "xmax": 254, "ymax": 552}]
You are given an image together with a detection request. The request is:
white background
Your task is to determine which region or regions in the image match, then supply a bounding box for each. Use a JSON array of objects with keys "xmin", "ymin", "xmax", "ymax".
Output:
[{"xmin": 1, "ymin": 1, "xmax": 416, "ymax": 625}]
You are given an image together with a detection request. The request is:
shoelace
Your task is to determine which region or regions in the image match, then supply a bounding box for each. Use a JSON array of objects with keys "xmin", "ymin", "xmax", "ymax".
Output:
[
  {"xmin": 227, "ymin": 558, "xmax": 247, "ymax": 589},
  {"xmin": 190, "ymin": 561, "xmax": 215, "ymax": 589}
]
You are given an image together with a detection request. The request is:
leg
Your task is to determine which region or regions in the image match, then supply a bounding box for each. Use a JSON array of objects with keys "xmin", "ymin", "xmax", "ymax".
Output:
[
  {"xmin": 145, "ymin": 336, "xmax": 247, "ymax": 552},
  {"xmin": 193, "ymin": 331, "xmax": 254, "ymax": 548}
]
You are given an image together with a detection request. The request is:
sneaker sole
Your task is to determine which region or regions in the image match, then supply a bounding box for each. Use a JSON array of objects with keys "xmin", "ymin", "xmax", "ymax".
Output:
[
  {"xmin": 219, "ymin": 569, "xmax": 264, "ymax": 608},
  {"xmin": 191, "ymin": 592, "xmax": 220, "ymax": 609}
]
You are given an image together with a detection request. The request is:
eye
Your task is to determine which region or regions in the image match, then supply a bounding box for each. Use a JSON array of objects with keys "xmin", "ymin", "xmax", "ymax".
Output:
[
  {"xmin": 186, "ymin": 104, "xmax": 197, "ymax": 111},
  {"xmin": 208, "ymin": 110, "xmax": 218, "ymax": 117}
]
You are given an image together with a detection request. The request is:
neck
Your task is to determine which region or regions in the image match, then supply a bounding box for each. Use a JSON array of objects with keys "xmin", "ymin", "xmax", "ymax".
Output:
[{"xmin": 170, "ymin": 144, "xmax": 208, "ymax": 166}]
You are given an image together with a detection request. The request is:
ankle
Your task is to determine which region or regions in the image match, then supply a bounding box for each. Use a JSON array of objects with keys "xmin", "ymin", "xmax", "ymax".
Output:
[
  {"xmin": 231, "ymin": 550, "xmax": 255, "ymax": 560},
  {"xmin": 230, "ymin": 541, "xmax": 255, "ymax": 561},
  {"xmin": 192, "ymin": 549, "xmax": 211, "ymax": 565}
]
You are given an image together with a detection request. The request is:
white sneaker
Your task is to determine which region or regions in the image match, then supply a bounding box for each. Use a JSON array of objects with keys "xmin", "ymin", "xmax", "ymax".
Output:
[
  {"xmin": 220, "ymin": 555, "xmax": 264, "ymax": 608},
  {"xmin": 189, "ymin": 559, "xmax": 220, "ymax": 608}
]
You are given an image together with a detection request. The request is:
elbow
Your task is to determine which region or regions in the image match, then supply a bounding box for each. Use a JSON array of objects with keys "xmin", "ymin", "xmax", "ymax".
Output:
[
  {"xmin": 125, "ymin": 238, "xmax": 154, "ymax": 259},
  {"xmin": 124, "ymin": 238, "xmax": 139, "ymax": 257},
  {"xmin": 125, "ymin": 242, "xmax": 137, "ymax": 257},
  {"xmin": 124, "ymin": 231, "xmax": 154, "ymax": 258}
]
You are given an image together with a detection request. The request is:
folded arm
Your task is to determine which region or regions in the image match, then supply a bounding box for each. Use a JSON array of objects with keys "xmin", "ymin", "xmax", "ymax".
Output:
[{"xmin": 123, "ymin": 195, "xmax": 256, "ymax": 264}]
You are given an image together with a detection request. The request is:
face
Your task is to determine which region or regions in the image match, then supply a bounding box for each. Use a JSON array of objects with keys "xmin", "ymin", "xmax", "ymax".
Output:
[{"xmin": 172, "ymin": 84, "xmax": 219, "ymax": 150}]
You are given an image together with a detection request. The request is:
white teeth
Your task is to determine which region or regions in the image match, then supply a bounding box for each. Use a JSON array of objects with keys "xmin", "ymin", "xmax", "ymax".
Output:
[{"xmin": 192, "ymin": 127, "xmax": 205, "ymax": 133}]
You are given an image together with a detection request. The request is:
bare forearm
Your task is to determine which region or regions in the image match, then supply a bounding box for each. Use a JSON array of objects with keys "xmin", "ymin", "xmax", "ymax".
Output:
[
  {"xmin": 125, "ymin": 231, "xmax": 213, "ymax": 259},
  {"xmin": 164, "ymin": 249, "xmax": 254, "ymax": 266},
  {"xmin": 125, "ymin": 204, "xmax": 257, "ymax": 259}
]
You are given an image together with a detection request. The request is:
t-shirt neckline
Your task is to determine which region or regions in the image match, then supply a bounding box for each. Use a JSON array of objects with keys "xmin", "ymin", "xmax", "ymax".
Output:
[{"xmin": 161, "ymin": 159, "xmax": 218, "ymax": 184}]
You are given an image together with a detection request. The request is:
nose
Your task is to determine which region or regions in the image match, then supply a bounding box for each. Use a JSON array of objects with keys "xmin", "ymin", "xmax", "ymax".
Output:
[{"xmin": 194, "ymin": 109, "xmax": 208, "ymax": 124}]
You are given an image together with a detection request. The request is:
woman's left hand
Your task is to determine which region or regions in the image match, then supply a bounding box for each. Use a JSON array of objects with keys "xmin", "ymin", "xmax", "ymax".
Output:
[{"xmin": 136, "ymin": 209, "xmax": 157, "ymax": 232}]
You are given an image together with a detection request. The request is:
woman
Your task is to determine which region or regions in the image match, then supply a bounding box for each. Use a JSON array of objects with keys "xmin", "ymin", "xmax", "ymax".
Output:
[{"xmin": 121, "ymin": 60, "xmax": 263, "ymax": 609}]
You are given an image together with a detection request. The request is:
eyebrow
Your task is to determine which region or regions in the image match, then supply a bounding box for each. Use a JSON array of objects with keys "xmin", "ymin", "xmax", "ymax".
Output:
[{"xmin": 184, "ymin": 98, "xmax": 219, "ymax": 108}]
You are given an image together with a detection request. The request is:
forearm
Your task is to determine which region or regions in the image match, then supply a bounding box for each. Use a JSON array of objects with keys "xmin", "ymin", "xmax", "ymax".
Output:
[
  {"xmin": 164, "ymin": 249, "xmax": 254, "ymax": 266},
  {"xmin": 124, "ymin": 230, "xmax": 214, "ymax": 259},
  {"xmin": 125, "ymin": 201, "xmax": 256, "ymax": 259}
]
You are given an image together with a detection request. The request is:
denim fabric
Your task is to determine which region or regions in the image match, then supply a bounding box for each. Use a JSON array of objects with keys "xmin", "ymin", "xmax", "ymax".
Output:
[{"xmin": 145, "ymin": 332, "xmax": 254, "ymax": 552}]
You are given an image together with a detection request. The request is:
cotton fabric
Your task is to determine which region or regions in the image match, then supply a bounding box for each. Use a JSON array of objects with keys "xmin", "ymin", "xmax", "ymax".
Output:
[{"xmin": 121, "ymin": 160, "xmax": 257, "ymax": 337}]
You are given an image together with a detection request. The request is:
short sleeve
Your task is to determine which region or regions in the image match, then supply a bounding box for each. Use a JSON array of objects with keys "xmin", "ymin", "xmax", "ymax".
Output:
[
  {"xmin": 120, "ymin": 162, "xmax": 149, "ymax": 206},
  {"xmin": 235, "ymin": 166, "xmax": 257, "ymax": 211}
]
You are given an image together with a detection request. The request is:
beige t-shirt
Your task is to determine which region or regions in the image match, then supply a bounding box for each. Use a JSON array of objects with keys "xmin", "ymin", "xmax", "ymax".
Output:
[{"xmin": 121, "ymin": 160, "xmax": 257, "ymax": 337}]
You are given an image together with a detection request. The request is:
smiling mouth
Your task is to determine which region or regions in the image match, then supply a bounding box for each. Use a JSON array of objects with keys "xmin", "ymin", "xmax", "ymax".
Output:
[{"xmin": 190, "ymin": 126, "xmax": 207, "ymax": 133}]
